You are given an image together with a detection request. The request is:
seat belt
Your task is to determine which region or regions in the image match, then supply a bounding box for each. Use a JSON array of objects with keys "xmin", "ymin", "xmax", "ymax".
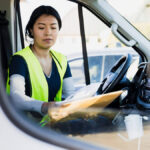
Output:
[{"xmin": 0, "ymin": 11, "xmax": 12, "ymax": 82}]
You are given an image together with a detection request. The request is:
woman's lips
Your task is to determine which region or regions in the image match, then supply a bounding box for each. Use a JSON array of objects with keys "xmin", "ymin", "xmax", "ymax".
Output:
[{"xmin": 43, "ymin": 39, "xmax": 53, "ymax": 43}]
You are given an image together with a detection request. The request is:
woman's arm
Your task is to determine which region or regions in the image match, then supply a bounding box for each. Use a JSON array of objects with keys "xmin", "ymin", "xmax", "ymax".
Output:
[
  {"xmin": 62, "ymin": 77, "xmax": 75, "ymax": 99},
  {"xmin": 62, "ymin": 62, "xmax": 75, "ymax": 99},
  {"xmin": 10, "ymin": 74, "xmax": 61, "ymax": 115},
  {"xmin": 10, "ymin": 74, "xmax": 47, "ymax": 115},
  {"xmin": 9, "ymin": 55, "xmax": 64, "ymax": 115}
]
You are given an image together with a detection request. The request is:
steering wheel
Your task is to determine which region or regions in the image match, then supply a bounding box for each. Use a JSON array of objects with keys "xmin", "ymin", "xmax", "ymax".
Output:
[{"xmin": 97, "ymin": 54, "xmax": 132, "ymax": 94}]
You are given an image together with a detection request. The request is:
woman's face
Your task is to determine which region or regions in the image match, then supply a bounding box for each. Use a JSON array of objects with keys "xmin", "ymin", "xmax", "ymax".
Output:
[{"xmin": 31, "ymin": 14, "xmax": 59, "ymax": 50}]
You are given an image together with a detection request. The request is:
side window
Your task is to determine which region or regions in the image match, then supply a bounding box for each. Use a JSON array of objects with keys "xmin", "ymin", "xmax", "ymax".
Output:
[
  {"xmin": 82, "ymin": 7, "xmax": 139, "ymax": 82},
  {"xmin": 69, "ymin": 56, "xmax": 103, "ymax": 87},
  {"xmin": 104, "ymin": 55, "xmax": 122, "ymax": 77},
  {"xmin": 69, "ymin": 59, "xmax": 85, "ymax": 88},
  {"xmin": 88, "ymin": 56, "xmax": 102, "ymax": 83}
]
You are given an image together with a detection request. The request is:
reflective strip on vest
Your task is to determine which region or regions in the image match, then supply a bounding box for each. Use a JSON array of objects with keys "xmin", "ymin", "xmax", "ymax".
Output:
[{"xmin": 6, "ymin": 46, "xmax": 67, "ymax": 102}]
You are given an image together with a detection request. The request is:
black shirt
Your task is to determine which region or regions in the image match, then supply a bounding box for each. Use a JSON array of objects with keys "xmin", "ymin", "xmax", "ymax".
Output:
[{"xmin": 9, "ymin": 55, "xmax": 72, "ymax": 101}]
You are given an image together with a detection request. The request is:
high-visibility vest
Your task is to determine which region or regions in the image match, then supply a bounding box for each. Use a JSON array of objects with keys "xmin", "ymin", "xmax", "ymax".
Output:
[{"xmin": 6, "ymin": 46, "xmax": 67, "ymax": 102}]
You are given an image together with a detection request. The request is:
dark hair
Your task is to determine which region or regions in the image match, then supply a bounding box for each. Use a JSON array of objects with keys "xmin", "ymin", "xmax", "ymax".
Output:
[{"xmin": 25, "ymin": 5, "xmax": 62, "ymax": 40}]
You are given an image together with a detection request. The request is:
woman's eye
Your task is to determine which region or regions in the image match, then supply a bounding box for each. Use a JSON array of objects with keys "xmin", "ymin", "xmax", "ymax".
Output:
[
  {"xmin": 51, "ymin": 27, "xmax": 56, "ymax": 30},
  {"xmin": 39, "ymin": 27, "xmax": 44, "ymax": 30}
]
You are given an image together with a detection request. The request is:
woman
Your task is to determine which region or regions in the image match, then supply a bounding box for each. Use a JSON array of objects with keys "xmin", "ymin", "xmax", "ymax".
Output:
[{"xmin": 6, "ymin": 5, "xmax": 75, "ymax": 122}]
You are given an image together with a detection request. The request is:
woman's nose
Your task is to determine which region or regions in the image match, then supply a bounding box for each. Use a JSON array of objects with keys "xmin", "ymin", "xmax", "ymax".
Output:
[{"xmin": 45, "ymin": 28, "xmax": 52, "ymax": 35}]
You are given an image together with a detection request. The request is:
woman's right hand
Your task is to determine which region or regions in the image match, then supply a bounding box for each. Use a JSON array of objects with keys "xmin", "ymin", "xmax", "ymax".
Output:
[{"xmin": 41, "ymin": 102, "xmax": 61, "ymax": 115}]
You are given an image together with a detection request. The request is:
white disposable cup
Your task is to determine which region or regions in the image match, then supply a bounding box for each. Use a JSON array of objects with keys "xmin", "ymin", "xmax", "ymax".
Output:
[{"xmin": 124, "ymin": 114, "xmax": 143, "ymax": 140}]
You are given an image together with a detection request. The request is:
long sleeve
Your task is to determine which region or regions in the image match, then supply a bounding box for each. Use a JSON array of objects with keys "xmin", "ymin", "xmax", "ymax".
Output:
[
  {"xmin": 9, "ymin": 74, "xmax": 44, "ymax": 115},
  {"xmin": 62, "ymin": 77, "xmax": 75, "ymax": 99}
]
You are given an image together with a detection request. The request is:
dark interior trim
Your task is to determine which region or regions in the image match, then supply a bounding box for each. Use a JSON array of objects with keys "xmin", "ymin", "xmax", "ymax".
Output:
[
  {"xmin": 78, "ymin": 4, "xmax": 90, "ymax": 85},
  {"xmin": 16, "ymin": 0, "xmax": 25, "ymax": 49}
]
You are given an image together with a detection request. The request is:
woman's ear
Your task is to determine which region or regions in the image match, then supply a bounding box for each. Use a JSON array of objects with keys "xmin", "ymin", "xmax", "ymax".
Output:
[{"xmin": 30, "ymin": 29, "xmax": 33, "ymax": 37}]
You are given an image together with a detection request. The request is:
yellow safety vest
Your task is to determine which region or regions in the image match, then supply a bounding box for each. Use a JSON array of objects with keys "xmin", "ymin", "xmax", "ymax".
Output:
[{"xmin": 6, "ymin": 46, "xmax": 67, "ymax": 102}]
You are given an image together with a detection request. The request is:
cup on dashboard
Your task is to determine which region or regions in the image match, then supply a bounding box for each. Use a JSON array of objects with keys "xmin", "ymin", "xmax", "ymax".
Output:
[{"xmin": 124, "ymin": 114, "xmax": 143, "ymax": 140}]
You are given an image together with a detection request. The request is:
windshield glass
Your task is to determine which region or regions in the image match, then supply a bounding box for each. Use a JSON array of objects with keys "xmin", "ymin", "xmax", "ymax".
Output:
[{"xmin": 108, "ymin": 0, "xmax": 150, "ymax": 40}]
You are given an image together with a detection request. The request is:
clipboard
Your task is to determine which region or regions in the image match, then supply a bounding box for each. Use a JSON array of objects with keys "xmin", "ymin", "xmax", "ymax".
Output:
[{"xmin": 48, "ymin": 90, "xmax": 123, "ymax": 122}]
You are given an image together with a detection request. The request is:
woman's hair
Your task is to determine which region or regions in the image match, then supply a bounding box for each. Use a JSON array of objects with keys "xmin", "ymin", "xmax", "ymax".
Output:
[{"xmin": 25, "ymin": 5, "xmax": 62, "ymax": 40}]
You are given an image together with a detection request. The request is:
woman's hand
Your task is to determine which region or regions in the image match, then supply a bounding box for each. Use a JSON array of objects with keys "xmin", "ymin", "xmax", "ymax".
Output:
[{"xmin": 41, "ymin": 102, "xmax": 61, "ymax": 114}]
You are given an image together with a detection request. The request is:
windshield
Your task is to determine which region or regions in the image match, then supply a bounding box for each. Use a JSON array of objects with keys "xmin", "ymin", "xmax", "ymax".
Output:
[{"xmin": 108, "ymin": 0, "xmax": 150, "ymax": 40}]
